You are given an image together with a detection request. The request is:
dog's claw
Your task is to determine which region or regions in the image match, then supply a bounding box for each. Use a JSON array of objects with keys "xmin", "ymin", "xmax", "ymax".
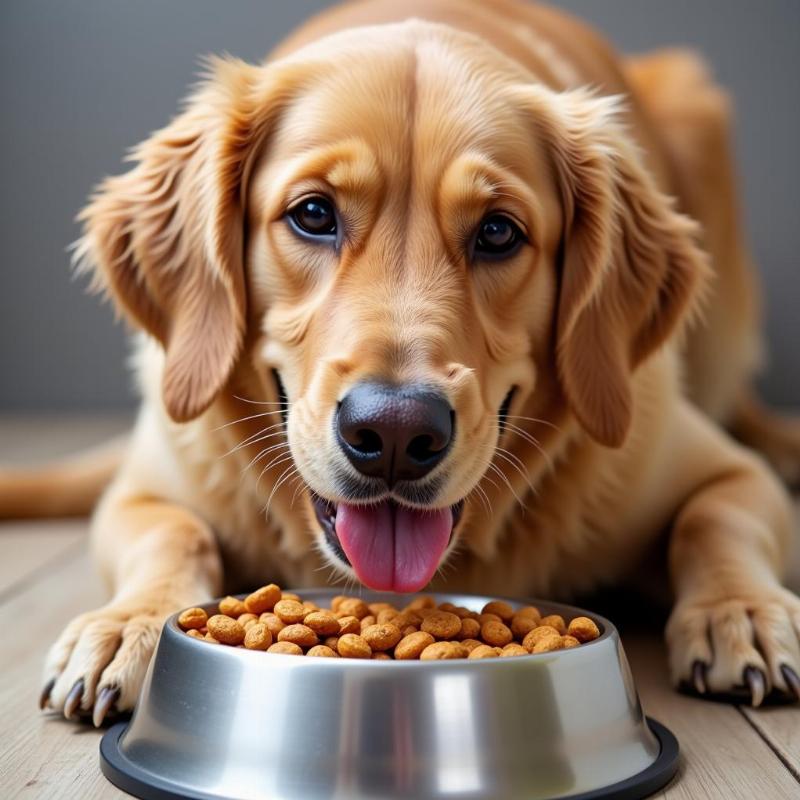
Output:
[
  {"xmin": 39, "ymin": 678, "xmax": 55, "ymax": 710},
  {"xmin": 63, "ymin": 678, "xmax": 85, "ymax": 720},
  {"xmin": 743, "ymin": 666, "xmax": 766, "ymax": 708},
  {"xmin": 780, "ymin": 664, "xmax": 800, "ymax": 701},
  {"xmin": 691, "ymin": 660, "xmax": 708, "ymax": 694},
  {"xmin": 93, "ymin": 686, "xmax": 120, "ymax": 728}
]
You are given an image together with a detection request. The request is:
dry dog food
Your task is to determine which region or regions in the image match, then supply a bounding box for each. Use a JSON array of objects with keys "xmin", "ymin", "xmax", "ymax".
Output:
[{"xmin": 177, "ymin": 587, "xmax": 601, "ymax": 659}]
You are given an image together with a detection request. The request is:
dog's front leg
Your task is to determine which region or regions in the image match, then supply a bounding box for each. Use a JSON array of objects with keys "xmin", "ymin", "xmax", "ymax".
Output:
[
  {"xmin": 41, "ymin": 493, "xmax": 222, "ymax": 725},
  {"xmin": 665, "ymin": 408, "xmax": 800, "ymax": 705}
]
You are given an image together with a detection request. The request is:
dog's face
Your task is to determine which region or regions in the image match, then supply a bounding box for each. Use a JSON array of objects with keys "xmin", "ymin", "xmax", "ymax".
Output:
[{"xmin": 78, "ymin": 22, "xmax": 706, "ymax": 591}]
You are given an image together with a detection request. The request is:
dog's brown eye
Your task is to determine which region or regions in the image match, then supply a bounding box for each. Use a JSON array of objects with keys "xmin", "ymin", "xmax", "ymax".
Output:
[
  {"xmin": 474, "ymin": 214, "xmax": 524, "ymax": 259},
  {"xmin": 288, "ymin": 196, "xmax": 337, "ymax": 238}
]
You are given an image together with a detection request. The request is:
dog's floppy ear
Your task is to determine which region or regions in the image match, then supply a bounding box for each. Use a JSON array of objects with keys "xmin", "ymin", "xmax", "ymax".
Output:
[
  {"xmin": 74, "ymin": 57, "xmax": 285, "ymax": 422},
  {"xmin": 520, "ymin": 87, "xmax": 710, "ymax": 447}
]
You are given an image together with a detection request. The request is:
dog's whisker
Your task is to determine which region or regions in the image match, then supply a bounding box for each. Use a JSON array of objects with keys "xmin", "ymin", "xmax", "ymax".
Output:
[
  {"xmin": 502, "ymin": 413, "xmax": 561, "ymax": 433},
  {"xmin": 254, "ymin": 452, "xmax": 295, "ymax": 494},
  {"xmin": 504, "ymin": 425, "xmax": 555, "ymax": 475},
  {"xmin": 242, "ymin": 441, "xmax": 290, "ymax": 475},
  {"xmin": 212, "ymin": 409, "xmax": 286, "ymax": 433},
  {"xmin": 494, "ymin": 448, "xmax": 538, "ymax": 499},
  {"xmin": 232, "ymin": 395, "xmax": 291, "ymax": 407},
  {"xmin": 263, "ymin": 465, "xmax": 299, "ymax": 519},
  {"xmin": 487, "ymin": 461, "xmax": 527, "ymax": 513},
  {"xmin": 222, "ymin": 422, "xmax": 288, "ymax": 458}
]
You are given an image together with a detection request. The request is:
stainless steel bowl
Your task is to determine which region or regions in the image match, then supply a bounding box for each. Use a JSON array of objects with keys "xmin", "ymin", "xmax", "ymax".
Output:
[{"xmin": 100, "ymin": 590, "xmax": 678, "ymax": 800}]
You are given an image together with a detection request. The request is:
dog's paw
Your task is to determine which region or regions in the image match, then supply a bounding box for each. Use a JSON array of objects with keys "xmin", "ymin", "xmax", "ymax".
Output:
[
  {"xmin": 666, "ymin": 586, "xmax": 800, "ymax": 706},
  {"xmin": 40, "ymin": 601, "xmax": 169, "ymax": 726}
]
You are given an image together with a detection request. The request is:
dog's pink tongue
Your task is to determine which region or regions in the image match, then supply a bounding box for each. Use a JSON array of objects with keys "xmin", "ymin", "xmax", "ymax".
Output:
[{"xmin": 336, "ymin": 502, "xmax": 452, "ymax": 593}]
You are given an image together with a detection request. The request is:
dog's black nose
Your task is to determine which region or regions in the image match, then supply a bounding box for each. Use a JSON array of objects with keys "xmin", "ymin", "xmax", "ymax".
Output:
[{"xmin": 336, "ymin": 383, "xmax": 454, "ymax": 485}]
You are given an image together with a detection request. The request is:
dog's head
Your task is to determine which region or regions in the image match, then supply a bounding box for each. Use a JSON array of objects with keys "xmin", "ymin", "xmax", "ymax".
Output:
[{"xmin": 77, "ymin": 22, "xmax": 708, "ymax": 591}]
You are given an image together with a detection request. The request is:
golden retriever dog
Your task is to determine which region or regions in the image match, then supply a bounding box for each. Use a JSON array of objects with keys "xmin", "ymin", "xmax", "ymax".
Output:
[{"xmin": 3, "ymin": 0, "xmax": 799, "ymax": 726}]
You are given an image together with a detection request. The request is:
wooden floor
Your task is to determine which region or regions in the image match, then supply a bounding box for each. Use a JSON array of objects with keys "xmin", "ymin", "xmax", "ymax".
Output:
[{"xmin": 1, "ymin": 416, "xmax": 798, "ymax": 799}]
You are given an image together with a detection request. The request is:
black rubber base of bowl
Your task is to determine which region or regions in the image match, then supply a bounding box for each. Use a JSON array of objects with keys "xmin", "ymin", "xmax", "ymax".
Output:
[{"xmin": 100, "ymin": 716, "xmax": 679, "ymax": 800}]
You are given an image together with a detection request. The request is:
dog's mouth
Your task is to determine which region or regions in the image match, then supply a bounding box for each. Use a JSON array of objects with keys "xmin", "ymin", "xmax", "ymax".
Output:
[{"xmin": 311, "ymin": 493, "xmax": 464, "ymax": 593}]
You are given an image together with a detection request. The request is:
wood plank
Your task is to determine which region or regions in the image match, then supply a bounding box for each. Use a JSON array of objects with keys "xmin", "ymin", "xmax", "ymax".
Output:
[
  {"xmin": 739, "ymin": 705, "xmax": 800, "ymax": 782},
  {"xmin": 624, "ymin": 632, "xmax": 800, "ymax": 799},
  {"xmin": 0, "ymin": 523, "xmax": 85, "ymax": 598}
]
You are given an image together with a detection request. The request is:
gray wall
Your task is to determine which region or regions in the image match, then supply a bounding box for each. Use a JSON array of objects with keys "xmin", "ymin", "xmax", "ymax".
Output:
[{"xmin": 1, "ymin": 0, "xmax": 797, "ymax": 411}]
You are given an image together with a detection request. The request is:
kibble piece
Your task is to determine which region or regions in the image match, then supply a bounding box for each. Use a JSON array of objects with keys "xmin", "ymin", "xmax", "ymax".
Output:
[
  {"xmin": 438, "ymin": 602, "xmax": 458, "ymax": 614},
  {"xmin": 481, "ymin": 600, "xmax": 514, "ymax": 622},
  {"xmin": 377, "ymin": 608, "xmax": 399, "ymax": 625},
  {"xmin": 337, "ymin": 633, "xmax": 372, "ymax": 659},
  {"xmin": 259, "ymin": 612, "xmax": 286, "ymax": 638},
  {"xmin": 407, "ymin": 595, "xmax": 436, "ymax": 611},
  {"xmin": 204, "ymin": 633, "xmax": 220, "ymax": 644},
  {"xmin": 330, "ymin": 595, "xmax": 348, "ymax": 612},
  {"xmin": 338, "ymin": 616, "xmax": 361, "ymax": 635},
  {"xmin": 304, "ymin": 611, "xmax": 340, "ymax": 636},
  {"xmin": 516, "ymin": 605, "xmax": 541, "ymax": 621},
  {"xmin": 481, "ymin": 619, "xmax": 513, "ymax": 647},
  {"xmin": 392, "ymin": 610, "xmax": 422, "ymax": 629},
  {"xmin": 278, "ymin": 624, "xmax": 319, "ymax": 648},
  {"xmin": 302, "ymin": 601, "xmax": 319, "ymax": 613},
  {"xmin": 244, "ymin": 584, "xmax": 281, "ymax": 614},
  {"xmin": 186, "ymin": 628, "xmax": 204, "ymax": 639},
  {"xmin": 478, "ymin": 613, "xmax": 502, "ymax": 625},
  {"xmin": 420, "ymin": 641, "xmax": 467, "ymax": 660},
  {"xmin": 237, "ymin": 612, "xmax": 258, "ymax": 627},
  {"xmin": 244, "ymin": 623, "xmax": 273, "ymax": 651},
  {"xmin": 362, "ymin": 623, "xmax": 402, "ymax": 651},
  {"xmin": 522, "ymin": 625, "xmax": 562, "ymax": 652},
  {"xmin": 561, "ymin": 635, "xmax": 581, "ymax": 649},
  {"xmin": 421, "ymin": 611, "xmax": 462, "ymax": 640},
  {"xmin": 402, "ymin": 625, "xmax": 418, "ymax": 637},
  {"xmin": 510, "ymin": 613, "xmax": 540, "ymax": 640},
  {"xmin": 372, "ymin": 652, "xmax": 392, "ymax": 660},
  {"xmin": 207, "ymin": 614, "xmax": 245, "ymax": 646},
  {"xmin": 533, "ymin": 636, "xmax": 564, "ymax": 654},
  {"xmin": 369, "ymin": 602, "xmax": 397, "ymax": 615},
  {"xmin": 460, "ymin": 638, "xmax": 483, "ymax": 653},
  {"xmin": 501, "ymin": 643, "xmax": 529, "ymax": 658},
  {"xmin": 394, "ymin": 631, "xmax": 436, "ymax": 660},
  {"xmin": 178, "ymin": 607, "xmax": 208, "ymax": 631},
  {"xmin": 274, "ymin": 599, "xmax": 307, "ymax": 625},
  {"xmin": 307, "ymin": 645, "xmax": 339, "ymax": 657},
  {"xmin": 469, "ymin": 644, "xmax": 500, "ymax": 659},
  {"xmin": 453, "ymin": 606, "xmax": 473, "ymax": 619},
  {"xmin": 281, "ymin": 592, "xmax": 302, "ymax": 603},
  {"xmin": 567, "ymin": 616, "xmax": 600, "ymax": 643},
  {"xmin": 338, "ymin": 598, "xmax": 371, "ymax": 620},
  {"xmin": 457, "ymin": 617, "xmax": 481, "ymax": 640},
  {"xmin": 219, "ymin": 596, "xmax": 248, "ymax": 617},
  {"xmin": 323, "ymin": 636, "xmax": 340, "ymax": 651},
  {"xmin": 540, "ymin": 614, "xmax": 567, "ymax": 635},
  {"xmin": 359, "ymin": 615, "xmax": 377, "ymax": 631},
  {"xmin": 268, "ymin": 641, "xmax": 303, "ymax": 655}
]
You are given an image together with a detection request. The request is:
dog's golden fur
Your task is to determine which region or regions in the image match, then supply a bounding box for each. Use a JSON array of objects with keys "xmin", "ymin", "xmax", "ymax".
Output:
[{"xmin": 3, "ymin": 0, "xmax": 800, "ymax": 721}]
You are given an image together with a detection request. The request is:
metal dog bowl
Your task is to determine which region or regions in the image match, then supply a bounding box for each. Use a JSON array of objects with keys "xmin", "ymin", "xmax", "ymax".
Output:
[{"xmin": 100, "ymin": 590, "xmax": 678, "ymax": 800}]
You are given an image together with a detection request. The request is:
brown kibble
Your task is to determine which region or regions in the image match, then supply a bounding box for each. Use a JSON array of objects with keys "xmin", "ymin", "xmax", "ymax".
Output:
[
  {"xmin": 304, "ymin": 611, "xmax": 340, "ymax": 636},
  {"xmin": 469, "ymin": 644, "xmax": 499, "ymax": 659},
  {"xmin": 278, "ymin": 624, "xmax": 319, "ymax": 648},
  {"xmin": 207, "ymin": 614, "xmax": 245, "ymax": 646},
  {"xmin": 501, "ymin": 643, "xmax": 529, "ymax": 657},
  {"xmin": 178, "ymin": 607, "xmax": 208, "ymax": 630},
  {"xmin": 478, "ymin": 613, "xmax": 502, "ymax": 625},
  {"xmin": 481, "ymin": 619, "xmax": 513, "ymax": 647},
  {"xmin": 268, "ymin": 641, "xmax": 303, "ymax": 655},
  {"xmin": 359, "ymin": 615, "xmax": 377, "ymax": 631},
  {"xmin": 338, "ymin": 598, "xmax": 371, "ymax": 620},
  {"xmin": 219, "ymin": 596, "xmax": 248, "ymax": 617},
  {"xmin": 323, "ymin": 636, "xmax": 340, "ymax": 651},
  {"xmin": 369, "ymin": 602, "xmax": 397, "ymax": 615},
  {"xmin": 533, "ymin": 636, "xmax": 564, "ymax": 654},
  {"xmin": 186, "ymin": 628, "xmax": 204, "ymax": 639},
  {"xmin": 561, "ymin": 635, "xmax": 581, "ymax": 649},
  {"xmin": 259, "ymin": 612, "xmax": 286, "ymax": 638},
  {"xmin": 337, "ymin": 633, "xmax": 372, "ymax": 659},
  {"xmin": 307, "ymin": 645, "xmax": 339, "ymax": 657},
  {"xmin": 438, "ymin": 602, "xmax": 458, "ymax": 614},
  {"xmin": 281, "ymin": 592, "xmax": 302, "ymax": 603},
  {"xmin": 338, "ymin": 616, "xmax": 361, "ymax": 635},
  {"xmin": 244, "ymin": 584, "xmax": 281, "ymax": 614},
  {"xmin": 407, "ymin": 595, "xmax": 436, "ymax": 610},
  {"xmin": 376, "ymin": 608, "xmax": 399, "ymax": 625},
  {"xmin": 392, "ymin": 610, "xmax": 422, "ymax": 629},
  {"xmin": 372, "ymin": 652, "xmax": 392, "ymax": 660},
  {"xmin": 402, "ymin": 625, "xmax": 419, "ymax": 637},
  {"xmin": 394, "ymin": 631, "xmax": 436, "ymax": 660},
  {"xmin": 457, "ymin": 617, "xmax": 481, "ymax": 640},
  {"xmin": 522, "ymin": 625, "xmax": 562, "ymax": 652},
  {"xmin": 330, "ymin": 595, "xmax": 348, "ymax": 612},
  {"xmin": 460, "ymin": 638, "xmax": 483, "ymax": 653},
  {"xmin": 540, "ymin": 614, "xmax": 567, "ymax": 635},
  {"xmin": 511, "ymin": 613, "xmax": 540, "ymax": 640},
  {"xmin": 362, "ymin": 623, "xmax": 403, "ymax": 651},
  {"xmin": 302, "ymin": 601, "xmax": 319, "ymax": 613},
  {"xmin": 274, "ymin": 599, "xmax": 307, "ymax": 624},
  {"xmin": 567, "ymin": 616, "xmax": 600, "ymax": 643},
  {"xmin": 453, "ymin": 606, "xmax": 473, "ymax": 619},
  {"xmin": 244, "ymin": 623, "xmax": 273, "ymax": 651},
  {"xmin": 421, "ymin": 611, "xmax": 462, "ymax": 640},
  {"xmin": 237, "ymin": 612, "xmax": 258, "ymax": 627},
  {"xmin": 481, "ymin": 600, "xmax": 514, "ymax": 621},
  {"xmin": 421, "ymin": 641, "xmax": 467, "ymax": 660},
  {"xmin": 516, "ymin": 605, "xmax": 541, "ymax": 621},
  {"xmin": 204, "ymin": 633, "xmax": 220, "ymax": 644}
]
